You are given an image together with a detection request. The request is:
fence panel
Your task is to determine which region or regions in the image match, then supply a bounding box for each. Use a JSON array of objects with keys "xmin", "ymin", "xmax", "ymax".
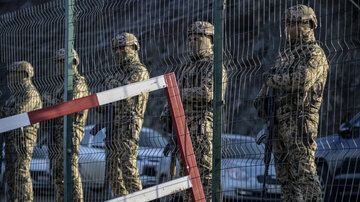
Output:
[
  {"xmin": 0, "ymin": 0, "xmax": 359, "ymax": 202},
  {"xmin": 222, "ymin": 0, "xmax": 360, "ymax": 202}
]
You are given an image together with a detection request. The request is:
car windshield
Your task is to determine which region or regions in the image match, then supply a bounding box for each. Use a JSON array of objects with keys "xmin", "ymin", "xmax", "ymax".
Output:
[{"xmin": 222, "ymin": 136, "xmax": 265, "ymax": 159}]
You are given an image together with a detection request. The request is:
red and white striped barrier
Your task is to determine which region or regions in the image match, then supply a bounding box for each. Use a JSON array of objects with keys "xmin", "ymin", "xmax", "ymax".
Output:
[
  {"xmin": 0, "ymin": 73, "xmax": 206, "ymax": 201},
  {"xmin": 107, "ymin": 176, "xmax": 192, "ymax": 202},
  {"xmin": 0, "ymin": 75, "xmax": 166, "ymax": 133}
]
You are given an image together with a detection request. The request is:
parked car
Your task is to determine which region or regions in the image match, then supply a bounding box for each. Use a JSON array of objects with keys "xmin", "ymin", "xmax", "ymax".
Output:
[
  {"xmin": 157, "ymin": 134, "xmax": 281, "ymax": 201},
  {"xmin": 221, "ymin": 134, "xmax": 281, "ymax": 201},
  {"xmin": 14, "ymin": 126, "xmax": 168, "ymax": 193},
  {"xmin": 315, "ymin": 112, "xmax": 360, "ymax": 202},
  {"xmin": 137, "ymin": 127, "xmax": 168, "ymax": 187},
  {"xmin": 29, "ymin": 125, "xmax": 106, "ymax": 191},
  {"xmin": 81, "ymin": 126, "xmax": 168, "ymax": 188}
]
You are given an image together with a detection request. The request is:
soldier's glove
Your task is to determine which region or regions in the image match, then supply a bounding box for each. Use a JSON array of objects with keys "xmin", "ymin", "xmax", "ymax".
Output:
[{"xmin": 163, "ymin": 136, "xmax": 177, "ymax": 157}]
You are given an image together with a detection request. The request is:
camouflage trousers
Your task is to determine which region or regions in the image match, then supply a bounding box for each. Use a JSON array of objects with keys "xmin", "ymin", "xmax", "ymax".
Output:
[
  {"xmin": 178, "ymin": 116, "xmax": 213, "ymax": 202},
  {"xmin": 105, "ymin": 118, "xmax": 143, "ymax": 197},
  {"xmin": 273, "ymin": 116, "xmax": 322, "ymax": 202},
  {"xmin": 4, "ymin": 127, "xmax": 37, "ymax": 202},
  {"xmin": 49, "ymin": 128, "xmax": 84, "ymax": 202}
]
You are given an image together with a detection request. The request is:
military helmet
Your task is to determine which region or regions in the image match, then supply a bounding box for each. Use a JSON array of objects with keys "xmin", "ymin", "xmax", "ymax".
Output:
[
  {"xmin": 284, "ymin": 4, "xmax": 318, "ymax": 29},
  {"xmin": 187, "ymin": 21, "xmax": 214, "ymax": 36},
  {"xmin": 9, "ymin": 61, "xmax": 34, "ymax": 78},
  {"xmin": 55, "ymin": 48, "xmax": 80, "ymax": 65},
  {"xmin": 111, "ymin": 32, "xmax": 140, "ymax": 51}
]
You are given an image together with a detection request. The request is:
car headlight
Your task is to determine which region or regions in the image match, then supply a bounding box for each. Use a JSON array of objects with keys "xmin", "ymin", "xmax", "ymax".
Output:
[{"xmin": 226, "ymin": 167, "xmax": 248, "ymax": 180}]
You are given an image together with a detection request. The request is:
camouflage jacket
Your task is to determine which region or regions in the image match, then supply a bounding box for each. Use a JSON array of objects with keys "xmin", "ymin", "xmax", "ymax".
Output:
[
  {"xmin": 43, "ymin": 73, "xmax": 89, "ymax": 134},
  {"xmin": 0, "ymin": 79, "xmax": 42, "ymax": 133},
  {"xmin": 255, "ymin": 41, "xmax": 329, "ymax": 121},
  {"xmin": 178, "ymin": 55, "xmax": 227, "ymax": 119},
  {"xmin": 105, "ymin": 61, "xmax": 149, "ymax": 121},
  {"xmin": 160, "ymin": 55, "xmax": 227, "ymax": 133}
]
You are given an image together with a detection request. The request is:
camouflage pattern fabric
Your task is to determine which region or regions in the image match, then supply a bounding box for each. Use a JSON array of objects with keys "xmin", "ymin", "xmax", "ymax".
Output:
[
  {"xmin": 283, "ymin": 4, "xmax": 318, "ymax": 29},
  {"xmin": 44, "ymin": 72, "xmax": 89, "ymax": 202},
  {"xmin": 179, "ymin": 55, "xmax": 227, "ymax": 202},
  {"xmin": 161, "ymin": 21, "xmax": 226, "ymax": 202},
  {"xmin": 104, "ymin": 60, "xmax": 149, "ymax": 197},
  {"xmin": 161, "ymin": 55, "xmax": 227, "ymax": 202},
  {"xmin": 0, "ymin": 61, "xmax": 42, "ymax": 202},
  {"xmin": 111, "ymin": 32, "xmax": 140, "ymax": 65},
  {"xmin": 187, "ymin": 21, "xmax": 214, "ymax": 36},
  {"xmin": 187, "ymin": 21, "xmax": 214, "ymax": 61},
  {"xmin": 254, "ymin": 6, "xmax": 329, "ymax": 201},
  {"xmin": 112, "ymin": 32, "xmax": 140, "ymax": 51}
]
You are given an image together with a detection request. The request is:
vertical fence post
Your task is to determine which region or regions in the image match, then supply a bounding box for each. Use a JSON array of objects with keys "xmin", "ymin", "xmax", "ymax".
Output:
[
  {"xmin": 64, "ymin": 0, "xmax": 75, "ymax": 201},
  {"xmin": 213, "ymin": 0, "xmax": 225, "ymax": 201}
]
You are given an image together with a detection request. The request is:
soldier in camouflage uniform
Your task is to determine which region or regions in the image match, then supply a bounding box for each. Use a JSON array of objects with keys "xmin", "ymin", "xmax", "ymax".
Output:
[
  {"xmin": 43, "ymin": 49, "xmax": 89, "ymax": 202},
  {"xmin": 161, "ymin": 21, "xmax": 227, "ymax": 202},
  {"xmin": 0, "ymin": 61, "xmax": 42, "ymax": 202},
  {"xmin": 254, "ymin": 5, "xmax": 329, "ymax": 202},
  {"xmin": 103, "ymin": 32, "xmax": 149, "ymax": 197}
]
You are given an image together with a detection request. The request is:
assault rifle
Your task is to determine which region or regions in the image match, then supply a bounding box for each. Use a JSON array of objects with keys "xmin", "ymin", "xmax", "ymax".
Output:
[{"xmin": 256, "ymin": 87, "xmax": 275, "ymax": 201}]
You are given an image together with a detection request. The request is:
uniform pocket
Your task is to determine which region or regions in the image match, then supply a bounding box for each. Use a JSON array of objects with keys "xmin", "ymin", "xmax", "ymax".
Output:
[{"xmin": 296, "ymin": 115, "xmax": 317, "ymax": 148}]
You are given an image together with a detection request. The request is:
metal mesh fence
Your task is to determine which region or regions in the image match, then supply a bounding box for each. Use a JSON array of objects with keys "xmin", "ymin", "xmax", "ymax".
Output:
[
  {"xmin": 222, "ymin": 0, "xmax": 360, "ymax": 202},
  {"xmin": 0, "ymin": 0, "xmax": 359, "ymax": 202}
]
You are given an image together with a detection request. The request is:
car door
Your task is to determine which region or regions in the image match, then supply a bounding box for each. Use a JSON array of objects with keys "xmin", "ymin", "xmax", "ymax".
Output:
[{"xmin": 332, "ymin": 118, "xmax": 360, "ymax": 198}]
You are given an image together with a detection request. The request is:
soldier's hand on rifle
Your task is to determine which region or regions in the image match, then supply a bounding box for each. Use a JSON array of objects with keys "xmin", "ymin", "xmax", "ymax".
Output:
[{"xmin": 163, "ymin": 136, "xmax": 177, "ymax": 156}]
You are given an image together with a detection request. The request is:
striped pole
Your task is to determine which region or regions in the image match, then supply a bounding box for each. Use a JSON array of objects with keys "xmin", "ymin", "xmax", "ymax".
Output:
[
  {"xmin": 0, "ymin": 75, "xmax": 166, "ymax": 132},
  {"xmin": 164, "ymin": 73, "xmax": 206, "ymax": 201},
  {"xmin": 0, "ymin": 73, "xmax": 205, "ymax": 201}
]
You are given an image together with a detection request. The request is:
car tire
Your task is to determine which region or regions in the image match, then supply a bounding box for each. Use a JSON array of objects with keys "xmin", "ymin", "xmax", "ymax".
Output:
[{"xmin": 316, "ymin": 165, "xmax": 331, "ymax": 202}]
